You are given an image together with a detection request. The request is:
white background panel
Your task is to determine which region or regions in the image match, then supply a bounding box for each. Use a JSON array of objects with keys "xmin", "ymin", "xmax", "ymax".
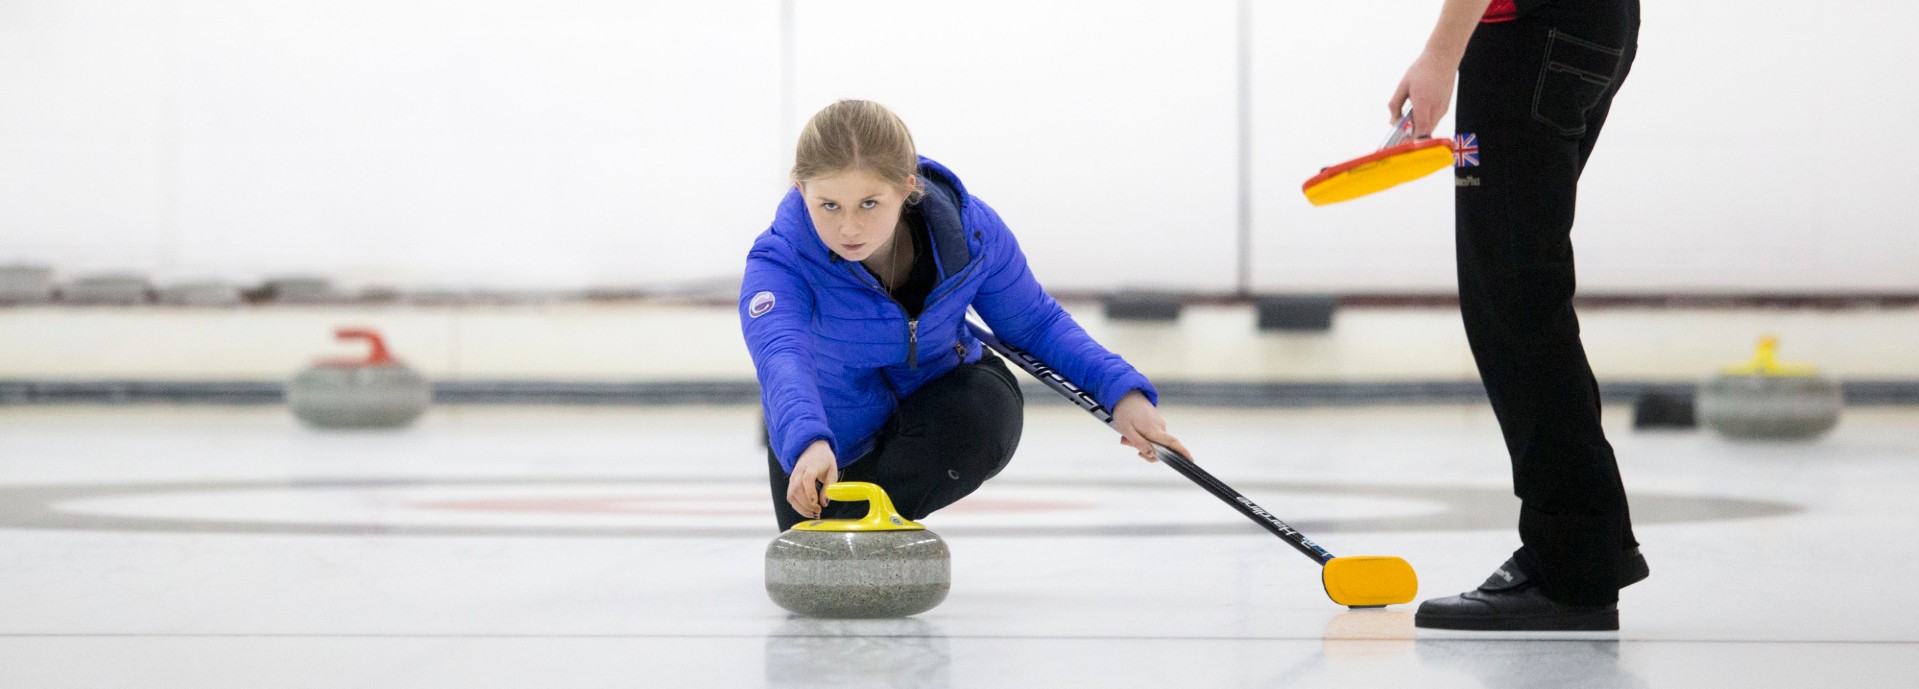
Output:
[
  {"xmin": 1249, "ymin": 1, "xmax": 1459, "ymax": 291},
  {"xmin": 2, "ymin": 1, "xmax": 1916, "ymax": 290},
  {"xmin": 792, "ymin": 0, "xmax": 1240, "ymax": 292},
  {"xmin": 3, "ymin": 0, "xmax": 784, "ymax": 289}
]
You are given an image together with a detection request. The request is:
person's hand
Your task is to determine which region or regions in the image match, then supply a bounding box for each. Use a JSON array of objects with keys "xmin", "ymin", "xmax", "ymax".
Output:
[
  {"xmin": 1110, "ymin": 390, "xmax": 1193, "ymax": 463},
  {"xmin": 786, "ymin": 440, "xmax": 839, "ymax": 518},
  {"xmin": 1387, "ymin": 50, "xmax": 1458, "ymax": 139}
]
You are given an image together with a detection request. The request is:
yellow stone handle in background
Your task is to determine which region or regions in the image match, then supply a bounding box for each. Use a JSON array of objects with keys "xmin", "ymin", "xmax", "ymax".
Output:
[
  {"xmin": 1723, "ymin": 335, "xmax": 1818, "ymax": 377},
  {"xmin": 791, "ymin": 481, "xmax": 926, "ymax": 532}
]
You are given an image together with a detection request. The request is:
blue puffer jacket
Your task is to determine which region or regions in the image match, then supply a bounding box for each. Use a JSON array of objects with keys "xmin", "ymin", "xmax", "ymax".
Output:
[{"xmin": 741, "ymin": 157, "xmax": 1156, "ymax": 473}]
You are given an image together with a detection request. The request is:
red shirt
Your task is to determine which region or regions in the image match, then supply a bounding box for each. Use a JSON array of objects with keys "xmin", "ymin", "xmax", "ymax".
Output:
[{"xmin": 1484, "ymin": 0, "xmax": 1518, "ymax": 23}]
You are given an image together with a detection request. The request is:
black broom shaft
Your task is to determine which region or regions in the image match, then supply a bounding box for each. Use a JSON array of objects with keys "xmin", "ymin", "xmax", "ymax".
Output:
[
  {"xmin": 1152, "ymin": 445, "xmax": 1334, "ymax": 563},
  {"xmin": 964, "ymin": 319, "xmax": 1336, "ymax": 564}
]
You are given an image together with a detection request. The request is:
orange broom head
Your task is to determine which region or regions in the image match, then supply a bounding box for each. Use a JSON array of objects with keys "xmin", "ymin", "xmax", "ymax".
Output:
[
  {"xmin": 1322, "ymin": 556, "xmax": 1419, "ymax": 607},
  {"xmin": 1303, "ymin": 139, "xmax": 1456, "ymax": 207}
]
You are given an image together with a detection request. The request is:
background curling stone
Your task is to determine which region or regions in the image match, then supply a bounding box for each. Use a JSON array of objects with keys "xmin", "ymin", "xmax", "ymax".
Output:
[
  {"xmin": 766, "ymin": 482, "xmax": 950, "ymax": 618},
  {"xmin": 287, "ymin": 328, "xmax": 432, "ymax": 429},
  {"xmin": 1698, "ymin": 336, "xmax": 1842, "ymax": 441}
]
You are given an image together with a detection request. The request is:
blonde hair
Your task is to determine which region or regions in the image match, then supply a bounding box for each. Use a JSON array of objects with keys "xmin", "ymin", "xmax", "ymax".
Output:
[{"xmin": 792, "ymin": 99, "xmax": 922, "ymax": 203}]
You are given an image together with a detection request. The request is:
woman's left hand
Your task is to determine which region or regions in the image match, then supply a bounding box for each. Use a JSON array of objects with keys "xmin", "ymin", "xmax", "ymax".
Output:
[{"xmin": 1110, "ymin": 390, "xmax": 1193, "ymax": 463}]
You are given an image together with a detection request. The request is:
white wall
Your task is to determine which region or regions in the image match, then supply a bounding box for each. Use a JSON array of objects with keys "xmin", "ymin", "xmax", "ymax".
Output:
[
  {"xmin": 793, "ymin": 0, "xmax": 1240, "ymax": 292},
  {"xmin": 2, "ymin": 0, "xmax": 1915, "ymax": 292},
  {"xmin": 1, "ymin": 0, "xmax": 784, "ymax": 289},
  {"xmin": 1252, "ymin": 0, "xmax": 1919, "ymax": 292}
]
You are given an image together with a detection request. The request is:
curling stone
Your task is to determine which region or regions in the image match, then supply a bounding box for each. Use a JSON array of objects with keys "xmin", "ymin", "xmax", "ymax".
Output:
[
  {"xmin": 287, "ymin": 328, "xmax": 432, "ymax": 429},
  {"xmin": 1697, "ymin": 336, "xmax": 1842, "ymax": 441},
  {"xmin": 765, "ymin": 482, "xmax": 950, "ymax": 618}
]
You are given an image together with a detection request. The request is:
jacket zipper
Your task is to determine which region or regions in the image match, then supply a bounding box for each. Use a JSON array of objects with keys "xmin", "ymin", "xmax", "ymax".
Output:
[
  {"xmin": 834, "ymin": 231, "xmax": 984, "ymax": 371},
  {"xmin": 841, "ymin": 261, "xmax": 920, "ymax": 369},
  {"xmin": 903, "ymin": 258, "xmax": 981, "ymax": 368},
  {"xmin": 907, "ymin": 319, "xmax": 919, "ymax": 370}
]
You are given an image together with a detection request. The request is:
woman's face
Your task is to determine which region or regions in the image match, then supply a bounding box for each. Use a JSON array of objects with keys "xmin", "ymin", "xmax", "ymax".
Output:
[{"xmin": 799, "ymin": 168, "xmax": 916, "ymax": 263}]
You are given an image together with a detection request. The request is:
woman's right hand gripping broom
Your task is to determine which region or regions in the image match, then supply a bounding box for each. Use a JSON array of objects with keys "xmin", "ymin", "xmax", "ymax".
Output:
[{"xmin": 1111, "ymin": 390, "xmax": 1194, "ymax": 463}]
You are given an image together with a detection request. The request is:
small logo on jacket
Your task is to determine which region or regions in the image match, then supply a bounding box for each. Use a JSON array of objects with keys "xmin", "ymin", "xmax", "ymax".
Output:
[{"xmin": 748, "ymin": 291, "xmax": 776, "ymax": 318}]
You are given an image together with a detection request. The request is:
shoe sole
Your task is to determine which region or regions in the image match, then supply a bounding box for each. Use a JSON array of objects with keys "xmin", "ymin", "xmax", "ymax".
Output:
[{"xmin": 1415, "ymin": 608, "xmax": 1619, "ymax": 632}]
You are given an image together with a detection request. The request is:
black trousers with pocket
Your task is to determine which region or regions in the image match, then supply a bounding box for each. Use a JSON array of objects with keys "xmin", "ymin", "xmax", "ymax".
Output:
[
  {"xmin": 1453, "ymin": 0, "xmax": 1642, "ymax": 606},
  {"xmin": 767, "ymin": 350, "xmax": 1024, "ymax": 533}
]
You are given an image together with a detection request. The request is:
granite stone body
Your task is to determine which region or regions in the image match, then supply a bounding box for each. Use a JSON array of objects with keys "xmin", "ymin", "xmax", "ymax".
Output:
[
  {"xmin": 765, "ymin": 529, "xmax": 950, "ymax": 618},
  {"xmin": 1698, "ymin": 374, "xmax": 1842, "ymax": 440},
  {"xmin": 288, "ymin": 363, "xmax": 433, "ymax": 429}
]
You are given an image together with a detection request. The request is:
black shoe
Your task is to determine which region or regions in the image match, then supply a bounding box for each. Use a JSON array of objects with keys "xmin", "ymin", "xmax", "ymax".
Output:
[{"xmin": 1414, "ymin": 558, "xmax": 1619, "ymax": 631}]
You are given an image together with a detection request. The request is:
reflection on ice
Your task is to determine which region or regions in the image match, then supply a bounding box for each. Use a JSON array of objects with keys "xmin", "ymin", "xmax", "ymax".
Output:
[{"xmin": 765, "ymin": 618, "xmax": 951, "ymax": 689}]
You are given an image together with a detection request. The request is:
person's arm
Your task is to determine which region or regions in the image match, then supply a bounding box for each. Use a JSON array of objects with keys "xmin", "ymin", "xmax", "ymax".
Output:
[
  {"xmin": 966, "ymin": 199, "xmax": 1192, "ymax": 462},
  {"xmin": 739, "ymin": 238, "xmax": 838, "ymax": 516},
  {"xmin": 1388, "ymin": 0, "xmax": 1493, "ymax": 138}
]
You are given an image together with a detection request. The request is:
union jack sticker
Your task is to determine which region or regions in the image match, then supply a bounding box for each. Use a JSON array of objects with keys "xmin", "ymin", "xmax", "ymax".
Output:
[{"xmin": 1453, "ymin": 133, "xmax": 1480, "ymax": 168}]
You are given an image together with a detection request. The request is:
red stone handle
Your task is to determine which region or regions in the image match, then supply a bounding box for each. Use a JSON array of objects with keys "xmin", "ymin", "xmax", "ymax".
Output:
[{"xmin": 327, "ymin": 328, "xmax": 394, "ymax": 365}]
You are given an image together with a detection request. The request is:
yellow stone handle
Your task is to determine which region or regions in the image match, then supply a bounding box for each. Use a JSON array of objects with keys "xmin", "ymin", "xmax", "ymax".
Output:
[
  {"xmin": 792, "ymin": 481, "xmax": 925, "ymax": 532},
  {"xmin": 1724, "ymin": 335, "xmax": 1817, "ymax": 377},
  {"xmin": 1753, "ymin": 336, "xmax": 1781, "ymax": 371}
]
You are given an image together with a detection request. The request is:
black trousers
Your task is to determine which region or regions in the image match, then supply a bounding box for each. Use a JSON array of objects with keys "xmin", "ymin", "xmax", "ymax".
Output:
[
  {"xmin": 767, "ymin": 351, "xmax": 1024, "ymax": 532},
  {"xmin": 1454, "ymin": 0, "xmax": 1642, "ymax": 606}
]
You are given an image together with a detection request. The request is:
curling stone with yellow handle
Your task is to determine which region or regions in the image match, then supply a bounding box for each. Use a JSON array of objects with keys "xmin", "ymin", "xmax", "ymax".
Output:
[
  {"xmin": 764, "ymin": 482, "xmax": 951, "ymax": 618},
  {"xmin": 1698, "ymin": 336, "xmax": 1842, "ymax": 440}
]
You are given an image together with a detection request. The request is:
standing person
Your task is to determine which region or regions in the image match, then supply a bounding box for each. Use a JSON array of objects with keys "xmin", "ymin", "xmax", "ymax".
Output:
[
  {"xmin": 742, "ymin": 99, "xmax": 1192, "ymax": 532},
  {"xmin": 1387, "ymin": 0, "xmax": 1649, "ymax": 631}
]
